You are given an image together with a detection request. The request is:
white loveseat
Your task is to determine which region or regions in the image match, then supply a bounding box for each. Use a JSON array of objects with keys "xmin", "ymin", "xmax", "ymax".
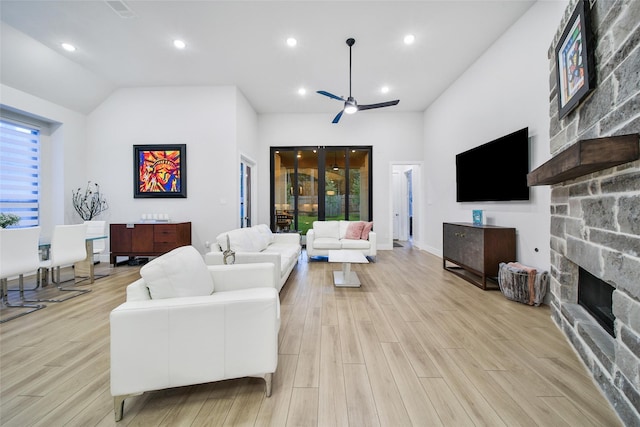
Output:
[
  {"xmin": 110, "ymin": 246, "xmax": 279, "ymax": 421},
  {"xmin": 306, "ymin": 220, "xmax": 377, "ymax": 261},
  {"xmin": 205, "ymin": 224, "xmax": 301, "ymax": 292}
]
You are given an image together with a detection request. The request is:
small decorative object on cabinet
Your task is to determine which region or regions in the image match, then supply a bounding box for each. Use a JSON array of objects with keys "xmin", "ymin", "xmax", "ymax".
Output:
[
  {"xmin": 110, "ymin": 222, "xmax": 191, "ymax": 265},
  {"xmin": 472, "ymin": 210, "xmax": 483, "ymax": 226},
  {"xmin": 442, "ymin": 222, "xmax": 516, "ymax": 290}
]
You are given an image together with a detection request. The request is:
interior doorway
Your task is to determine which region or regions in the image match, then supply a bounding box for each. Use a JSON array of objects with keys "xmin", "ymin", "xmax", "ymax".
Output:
[
  {"xmin": 391, "ymin": 163, "xmax": 421, "ymax": 246},
  {"xmin": 240, "ymin": 155, "xmax": 257, "ymax": 228}
]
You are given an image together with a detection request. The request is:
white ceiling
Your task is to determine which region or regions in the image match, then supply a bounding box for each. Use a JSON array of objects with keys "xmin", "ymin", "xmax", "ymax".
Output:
[{"xmin": 0, "ymin": 1, "xmax": 535, "ymax": 115}]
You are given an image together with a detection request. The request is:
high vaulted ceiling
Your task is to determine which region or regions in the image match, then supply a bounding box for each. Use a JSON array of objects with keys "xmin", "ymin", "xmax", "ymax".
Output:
[{"xmin": 0, "ymin": 1, "xmax": 535, "ymax": 115}]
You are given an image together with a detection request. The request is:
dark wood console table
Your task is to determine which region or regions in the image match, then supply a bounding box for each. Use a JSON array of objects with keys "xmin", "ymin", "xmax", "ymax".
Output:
[
  {"xmin": 442, "ymin": 222, "xmax": 516, "ymax": 290},
  {"xmin": 110, "ymin": 222, "xmax": 192, "ymax": 265}
]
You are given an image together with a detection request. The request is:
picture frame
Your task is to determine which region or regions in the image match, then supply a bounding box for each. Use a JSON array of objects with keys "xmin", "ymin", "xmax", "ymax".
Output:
[
  {"xmin": 133, "ymin": 144, "xmax": 187, "ymax": 198},
  {"xmin": 555, "ymin": 0, "xmax": 596, "ymax": 119}
]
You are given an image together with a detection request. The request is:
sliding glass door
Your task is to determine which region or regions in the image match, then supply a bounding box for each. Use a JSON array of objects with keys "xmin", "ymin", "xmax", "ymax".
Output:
[{"xmin": 270, "ymin": 146, "xmax": 372, "ymax": 235}]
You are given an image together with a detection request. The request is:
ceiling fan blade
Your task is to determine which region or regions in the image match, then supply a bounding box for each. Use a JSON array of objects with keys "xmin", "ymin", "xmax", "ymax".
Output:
[
  {"xmin": 317, "ymin": 90, "xmax": 345, "ymax": 101},
  {"xmin": 332, "ymin": 110, "xmax": 344, "ymax": 124},
  {"xmin": 357, "ymin": 100, "xmax": 400, "ymax": 111}
]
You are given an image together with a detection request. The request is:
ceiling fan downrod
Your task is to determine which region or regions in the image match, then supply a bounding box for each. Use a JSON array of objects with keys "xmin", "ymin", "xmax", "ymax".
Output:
[{"xmin": 347, "ymin": 38, "xmax": 355, "ymax": 98}]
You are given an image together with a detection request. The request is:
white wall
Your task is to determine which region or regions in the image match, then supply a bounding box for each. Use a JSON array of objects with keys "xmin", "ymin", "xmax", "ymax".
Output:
[
  {"xmin": 1, "ymin": 84, "xmax": 87, "ymax": 240},
  {"xmin": 235, "ymin": 88, "xmax": 260, "ymax": 225},
  {"xmin": 258, "ymin": 112, "xmax": 424, "ymax": 248},
  {"xmin": 86, "ymin": 86, "xmax": 244, "ymax": 254},
  {"xmin": 422, "ymin": 0, "xmax": 568, "ymax": 268}
]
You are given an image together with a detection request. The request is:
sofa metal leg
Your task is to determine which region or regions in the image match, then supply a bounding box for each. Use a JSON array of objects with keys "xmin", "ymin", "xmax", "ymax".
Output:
[
  {"xmin": 265, "ymin": 372, "xmax": 273, "ymax": 397},
  {"xmin": 114, "ymin": 395, "xmax": 126, "ymax": 421}
]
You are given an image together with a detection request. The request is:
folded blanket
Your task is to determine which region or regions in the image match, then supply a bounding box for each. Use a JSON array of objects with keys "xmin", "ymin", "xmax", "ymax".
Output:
[{"xmin": 508, "ymin": 262, "xmax": 537, "ymax": 306}]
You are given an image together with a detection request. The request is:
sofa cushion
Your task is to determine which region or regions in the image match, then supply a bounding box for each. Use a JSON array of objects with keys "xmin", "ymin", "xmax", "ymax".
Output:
[
  {"xmin": 312, "ymin": 237, "xmax": 342, "ymax": 250},
  {"xmin": 341, "ymin": 239, "xmax": 371, "ymax": 250},
  {"xmin": 339, "ymin": 220, "xmax": 350, "ymax": 239},
  {"xmin": 313, "ymin": 221, "xmax": 339, "ymax": 239},
  {"xmin": 345, "ymin": 221, "xmax": 365, "ymax": 239},
  {"xmin": 140, "ymin": 246, "xmax": 214, "ymax": 299},
  {"xmin": 361, "ymin": 221, "xmax": 374, "ymax": 240}
]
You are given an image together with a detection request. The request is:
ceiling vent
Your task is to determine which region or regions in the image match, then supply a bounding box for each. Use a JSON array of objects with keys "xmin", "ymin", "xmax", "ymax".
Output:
[{"xmin": 105, "ymin": 1, "xmax": 136, "ymax": 18}]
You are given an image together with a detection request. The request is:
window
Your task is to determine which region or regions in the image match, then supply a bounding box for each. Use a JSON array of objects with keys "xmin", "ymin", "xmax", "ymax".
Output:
[
  {"xmin": 270, "ymin": 146, "xmax": 372, "ymax": 235},
  {"xmin": 0, "ymin": 119, "xmax": 40, "ymax": 228}
]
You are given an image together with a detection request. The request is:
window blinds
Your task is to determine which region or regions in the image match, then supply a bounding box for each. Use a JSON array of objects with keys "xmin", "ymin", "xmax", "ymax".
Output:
[{"xmin": 0, "ymin": 120, "xmax": 40, "ymax": 228}]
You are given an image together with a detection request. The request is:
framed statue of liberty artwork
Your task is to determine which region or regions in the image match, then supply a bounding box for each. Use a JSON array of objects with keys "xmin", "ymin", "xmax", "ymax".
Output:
[{"xmin": 133, "ymin": 144, "xmax": 187, "ymax": 198}]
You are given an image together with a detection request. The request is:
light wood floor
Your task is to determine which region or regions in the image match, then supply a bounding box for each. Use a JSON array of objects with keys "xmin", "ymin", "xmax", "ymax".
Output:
[{"xmin": 0, "ymin": 244, "xmax": 622, "ymax": 426}]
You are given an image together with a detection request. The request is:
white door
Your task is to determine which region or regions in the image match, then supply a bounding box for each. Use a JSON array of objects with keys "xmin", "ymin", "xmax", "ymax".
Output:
[
  {"xmin": 392, "ymin": 171, "xmax": 401, "ymax": 239},
  {"xmin": 240, "ymin": 155, "xmax": 256, "ymax": 228}
]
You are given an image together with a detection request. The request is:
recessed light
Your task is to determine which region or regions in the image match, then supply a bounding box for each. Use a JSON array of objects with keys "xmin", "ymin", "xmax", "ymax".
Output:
[
  {"xmin": 286, "ymin": 37, "xmax": 297, "ymax": 47},
  {"xmin": 298, "ymin": 87, "xmax": 306, "ymax": 95},
  {"xmin": 404, "ymin": 34, "xmax": 415, "ymax": 45},
  {"xmin": 173, "ymin": 39, "xmax": 186, "ymax": 49},
  {"xmin": 381, "ymin": 86, "xmax": 390, "ymax": 94},
  {"xmin": 61, "ymin": 42, "xmax": 76, "ymax": 52}
]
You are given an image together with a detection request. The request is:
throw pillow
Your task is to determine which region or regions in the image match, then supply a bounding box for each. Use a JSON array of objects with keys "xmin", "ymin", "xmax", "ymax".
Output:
[
  {"xmin": 361, "ymin": 221, "xmax": 374, "ymax": 240},
  {"xmin": 345, "ymin": 221, "xmax": 365, "ymax": 240},
  {"xmin": 216, "ymin": 228, "xmax": 253, "ymax": 252},
  {"xmin": 247, "ymin": 226, "xmax": 268, "ymax": 252},
  {"xmin": 140, "ymin": 246, "xmax": 214, "ymax": 299},
  {"xmin": 254, "ymin": 224, "xmax": 275, "ymax": 244}
]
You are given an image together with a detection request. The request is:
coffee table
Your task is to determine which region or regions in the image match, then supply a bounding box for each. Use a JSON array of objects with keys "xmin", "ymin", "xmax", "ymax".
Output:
[{"xmin": 328, "ymin": 250, "xmax": 369, "ymax": 287}]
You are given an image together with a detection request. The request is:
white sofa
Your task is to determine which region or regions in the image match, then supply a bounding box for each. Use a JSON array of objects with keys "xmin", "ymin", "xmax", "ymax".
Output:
[
  {"xmin": 205, "ymin": 224, "xmax": 301, "ymax": 292},
  {"xmin": 306, "ymin": 220, "xmax": 376, "ymax": 261},
  {"xmin": 110, "ymin": 246, "xmax": 279, "ymax": 421}
]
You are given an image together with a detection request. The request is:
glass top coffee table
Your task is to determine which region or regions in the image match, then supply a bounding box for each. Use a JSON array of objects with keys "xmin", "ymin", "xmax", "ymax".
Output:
[{"xmin": 328, "ymin": 250, "xmax": 369, "ymax": 287}]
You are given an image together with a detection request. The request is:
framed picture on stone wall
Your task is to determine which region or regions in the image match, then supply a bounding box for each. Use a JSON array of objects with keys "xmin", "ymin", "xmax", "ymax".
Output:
[{"xmin": 555, "ymin": 0, "xmax": 596, "ymax": 119}]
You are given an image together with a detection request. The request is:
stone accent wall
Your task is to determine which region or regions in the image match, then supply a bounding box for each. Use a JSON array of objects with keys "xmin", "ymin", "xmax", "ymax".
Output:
[{"xmin": 547, "ymin": 0, "xmax": 640, "ymax": 424}]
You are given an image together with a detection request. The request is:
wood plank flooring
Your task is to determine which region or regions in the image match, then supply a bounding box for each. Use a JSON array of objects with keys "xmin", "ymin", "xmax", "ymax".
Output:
[{"xmin": 0, "ymin": 244, "xmax": 623, "ymax": 426}]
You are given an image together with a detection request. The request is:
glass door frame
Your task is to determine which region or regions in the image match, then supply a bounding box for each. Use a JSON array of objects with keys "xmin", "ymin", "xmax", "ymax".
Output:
[{"xmin": 270, "ymin": 146, "xmax": 373, "ymax": 233}]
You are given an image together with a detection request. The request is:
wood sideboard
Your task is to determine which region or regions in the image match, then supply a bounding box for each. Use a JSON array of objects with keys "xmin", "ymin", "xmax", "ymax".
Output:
[
  {"xmin": 442, "ymin": 222, "xmax": 516, "ymax": 290},
  {"xmin": 110, "ymin": 222, "xmax": 192, "ymax": 265}
]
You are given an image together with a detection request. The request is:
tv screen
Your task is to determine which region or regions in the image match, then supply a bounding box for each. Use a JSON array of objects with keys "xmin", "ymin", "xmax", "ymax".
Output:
[{"xmin": 456, "ymin": 127, "xmax": 530, "ymax": 202}]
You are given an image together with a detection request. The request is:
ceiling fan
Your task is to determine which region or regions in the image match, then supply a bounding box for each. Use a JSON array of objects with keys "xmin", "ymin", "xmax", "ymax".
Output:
[{"xmin": 317, "ymin": 38, "xmax": 400, "ymax": 124}]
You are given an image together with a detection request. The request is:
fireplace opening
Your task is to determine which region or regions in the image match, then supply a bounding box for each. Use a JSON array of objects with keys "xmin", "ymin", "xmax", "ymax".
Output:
[{"xmin": 578, "ymin": 267, "xmax": 615, "ymax": 337}]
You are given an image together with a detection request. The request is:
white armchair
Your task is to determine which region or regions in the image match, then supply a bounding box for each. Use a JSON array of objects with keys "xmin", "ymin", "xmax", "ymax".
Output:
[{"xmin": 110, "ymin": 246, "xmax": 279, "ymax": 421}]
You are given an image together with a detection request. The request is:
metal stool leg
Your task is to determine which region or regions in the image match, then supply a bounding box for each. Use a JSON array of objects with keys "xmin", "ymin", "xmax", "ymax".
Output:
[
  {"xmin": 0, "ymin": 276, "xmax": 46, "ymax": 323},
  {"xmin": 22, "ymin": 267, "xmax": 91, "ymax": 303}
]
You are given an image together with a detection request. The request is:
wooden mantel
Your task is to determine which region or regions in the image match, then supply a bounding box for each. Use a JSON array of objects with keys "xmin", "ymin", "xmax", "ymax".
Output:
[{"xmin": 527, "ymin": 133, "xmax": 639, "ymax": 186}]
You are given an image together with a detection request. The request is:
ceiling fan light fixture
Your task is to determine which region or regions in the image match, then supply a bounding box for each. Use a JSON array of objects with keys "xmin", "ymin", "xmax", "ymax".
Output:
[{"xmin": 344, "ymin": 97, "xmax": 358, "ymax": 114}]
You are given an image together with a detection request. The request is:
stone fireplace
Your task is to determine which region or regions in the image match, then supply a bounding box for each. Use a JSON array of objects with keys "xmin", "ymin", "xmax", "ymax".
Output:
[{"xmin": 545, "ymin": 1, "xmax": 640, "ymax": 424}]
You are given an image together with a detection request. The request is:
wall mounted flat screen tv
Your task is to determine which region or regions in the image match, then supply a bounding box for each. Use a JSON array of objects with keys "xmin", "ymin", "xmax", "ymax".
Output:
[{"xmin": 456, "ymin": 127, "xmax": 530, "ymax": 202}]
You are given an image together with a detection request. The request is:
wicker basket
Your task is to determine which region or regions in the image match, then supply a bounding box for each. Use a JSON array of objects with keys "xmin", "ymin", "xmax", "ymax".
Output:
[{"xmin": 498, "ymin": 263, "xmax": 549, "ymax": 306}]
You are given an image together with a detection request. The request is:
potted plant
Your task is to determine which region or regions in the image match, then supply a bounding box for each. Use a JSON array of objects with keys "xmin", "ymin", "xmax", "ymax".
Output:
[
  {"xmin": 0, "ymin": 213, "xmax": 20, "ymax": 228},
  {"xmin": 72, "ymin": 181, "xmax": 109, "ymax": 220}
]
